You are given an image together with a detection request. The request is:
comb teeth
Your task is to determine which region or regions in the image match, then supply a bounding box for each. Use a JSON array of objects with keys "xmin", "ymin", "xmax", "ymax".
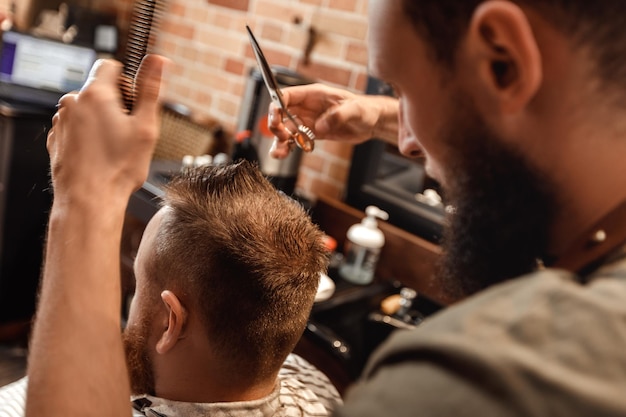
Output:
[{"xmin": 120, "ymin": 0, "xmax": 167, "ymax": 111}]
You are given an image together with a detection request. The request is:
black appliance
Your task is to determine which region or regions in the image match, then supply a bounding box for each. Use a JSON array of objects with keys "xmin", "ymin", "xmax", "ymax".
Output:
[{"xmin": 235, "ymin": 67, "xmax": 313, "ymax": 195}]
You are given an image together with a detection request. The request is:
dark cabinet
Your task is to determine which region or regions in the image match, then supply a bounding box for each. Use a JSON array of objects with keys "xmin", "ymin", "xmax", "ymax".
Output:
[{"xmin": 0, "ymin": 102, "xmax": 53, "ymax": 323}]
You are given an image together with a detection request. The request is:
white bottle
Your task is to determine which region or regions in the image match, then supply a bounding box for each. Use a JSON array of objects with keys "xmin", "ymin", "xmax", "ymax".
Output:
[{"xmin": 339, "ymin": 206, "xmax": 389, "ymax": 285}]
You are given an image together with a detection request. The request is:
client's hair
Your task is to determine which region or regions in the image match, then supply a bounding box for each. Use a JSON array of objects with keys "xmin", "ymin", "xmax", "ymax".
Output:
[{"xmin": 146, "ymin": 160, "xmax": 327, "ymax": 382}]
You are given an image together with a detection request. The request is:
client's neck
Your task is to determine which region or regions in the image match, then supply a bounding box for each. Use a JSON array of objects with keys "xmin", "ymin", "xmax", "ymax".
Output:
[{"xmin": 153, "ymin": 352, "xmax": 278, "ymax": 403}]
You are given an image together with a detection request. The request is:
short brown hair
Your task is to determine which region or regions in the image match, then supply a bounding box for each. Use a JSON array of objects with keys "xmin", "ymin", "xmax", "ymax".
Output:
[
  {"xmin": 147, "ymin": 160, "xmax": 327, "ymax": 383},
  {"xmin": 403, "ymin": 0, "xmax": 626, "ymax": 90}
]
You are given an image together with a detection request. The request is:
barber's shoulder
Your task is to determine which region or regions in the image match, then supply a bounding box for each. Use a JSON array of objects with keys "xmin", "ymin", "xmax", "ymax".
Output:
[
  {"xmin": 364, "ymin": 269, "xmax": 580, "ymax": 370},
  {"xmin": 364, "ymin": 263, "xmax": 626, "ymax": 379}
]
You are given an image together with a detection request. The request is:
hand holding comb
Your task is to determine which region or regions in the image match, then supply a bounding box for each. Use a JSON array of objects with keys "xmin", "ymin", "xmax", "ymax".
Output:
[{"xmin": 119, "ymin": 0, "xmax": 167, "ymax": 111}]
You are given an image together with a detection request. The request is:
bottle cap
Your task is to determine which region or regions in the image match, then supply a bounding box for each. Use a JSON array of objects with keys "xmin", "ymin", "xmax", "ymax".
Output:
[{"xmin": 365, "ymin": 206, "xmax": 389, "ymax": 221}]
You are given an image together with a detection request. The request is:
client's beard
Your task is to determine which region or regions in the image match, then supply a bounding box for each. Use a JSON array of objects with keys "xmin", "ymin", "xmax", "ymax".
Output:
[
  {"xmin": 122, "ymin": 316, "xmax": 156, "ymax": 396},
  {"xmin": 436, "ymin": 94, "xmax": 558, "ymax": 299}
]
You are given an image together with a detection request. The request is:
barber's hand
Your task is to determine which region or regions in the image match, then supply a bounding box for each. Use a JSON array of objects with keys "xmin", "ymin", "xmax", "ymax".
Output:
[
  {"xmin": 47, "ymin": 55, "xmax": 167, "ymax": 204},
  {"xmin": 268, "ymin": 83, "xmax": 399, "ymax": 158}
]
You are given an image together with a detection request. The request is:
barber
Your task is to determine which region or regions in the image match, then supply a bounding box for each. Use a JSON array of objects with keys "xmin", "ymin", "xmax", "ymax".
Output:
[{"xmin": 269, "ymin": 1, "xmax": 626, "ymax": 416}]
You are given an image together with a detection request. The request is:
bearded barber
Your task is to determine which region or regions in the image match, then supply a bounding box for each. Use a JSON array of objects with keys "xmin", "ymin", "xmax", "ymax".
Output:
[{"xmin": 269, "ymin": 1, "xmax": 626, "ymax": 415}]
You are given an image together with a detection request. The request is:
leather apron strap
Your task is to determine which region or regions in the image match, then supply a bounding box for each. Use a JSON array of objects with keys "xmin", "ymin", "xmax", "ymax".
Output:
[{"xmin": 552, "ymin": 199, "xmax": 626, "ymax": 277}]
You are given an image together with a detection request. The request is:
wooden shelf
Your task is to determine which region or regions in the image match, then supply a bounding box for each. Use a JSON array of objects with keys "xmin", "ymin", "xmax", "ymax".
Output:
[{"xmin": 312, "ymin": 195, "xmax": 452, "ymax": 306}]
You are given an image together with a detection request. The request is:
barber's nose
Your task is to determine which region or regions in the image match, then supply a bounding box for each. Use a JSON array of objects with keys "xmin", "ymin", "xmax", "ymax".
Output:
[{"xmin": 397, "ymin": 102, "xmax": 422, "ymax": 158}]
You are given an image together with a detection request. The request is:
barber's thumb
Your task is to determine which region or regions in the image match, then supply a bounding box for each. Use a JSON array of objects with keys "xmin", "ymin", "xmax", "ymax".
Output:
[{"xmin": 134, "ymin": 55, "xmax": 169, "ymax": 117}]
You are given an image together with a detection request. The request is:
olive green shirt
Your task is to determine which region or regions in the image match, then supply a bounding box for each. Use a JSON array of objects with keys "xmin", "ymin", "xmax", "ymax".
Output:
[{"xmin": 336, "ymin": 247, "xmax": 626, "ymax": 416}]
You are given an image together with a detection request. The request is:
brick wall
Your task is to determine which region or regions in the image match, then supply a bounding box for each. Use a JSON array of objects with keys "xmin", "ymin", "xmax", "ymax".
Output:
[{"xmin": 1, "ymin": 0, "xmax": 371, "ymax": 200}]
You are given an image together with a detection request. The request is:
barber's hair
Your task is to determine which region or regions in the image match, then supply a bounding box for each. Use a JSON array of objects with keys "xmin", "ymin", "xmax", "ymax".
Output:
[
  {"xmin": 148, "ymin": 160, "xmax": 327, "ymax": 382},
  {"xmin": 403, "ymin": 0, "xmax": 626, "ymax": 89}
]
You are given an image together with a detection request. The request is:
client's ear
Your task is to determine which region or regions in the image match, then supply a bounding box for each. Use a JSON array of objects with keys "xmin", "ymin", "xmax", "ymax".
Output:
[{"xmin": 155, "ymin": 290, "xmax": 187, "ymax": 354}]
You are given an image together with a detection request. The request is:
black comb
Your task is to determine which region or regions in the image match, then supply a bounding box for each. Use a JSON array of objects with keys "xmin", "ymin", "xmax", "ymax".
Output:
[{"xmin": 119, "ymin": 0, "xmax": 167, "ymax": 111}]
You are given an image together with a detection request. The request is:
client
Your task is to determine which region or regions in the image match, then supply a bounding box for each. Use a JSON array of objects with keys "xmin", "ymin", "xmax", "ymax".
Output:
[{"xmin": 1, "ymin": 160, "xmax": 341, "ymax": 416}]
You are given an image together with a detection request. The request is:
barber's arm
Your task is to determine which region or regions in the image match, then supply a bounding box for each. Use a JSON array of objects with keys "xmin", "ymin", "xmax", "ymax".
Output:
[
  {"xmin": 267, "ymin": 83, "xmax": 399, "ymax": 158},
  {"xmin": 25, "ymin": 55, "xmax": 166, "ymax": 417}
]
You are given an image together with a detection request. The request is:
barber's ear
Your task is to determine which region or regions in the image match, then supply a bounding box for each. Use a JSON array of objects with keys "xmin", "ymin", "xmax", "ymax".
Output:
[
  {"xmin": 155, "ymin": 290, "xmax": 187, "ymax": 354},
  {"xmin": 464, "ymin": 1, "xmax": 542, "ymax": 114}
]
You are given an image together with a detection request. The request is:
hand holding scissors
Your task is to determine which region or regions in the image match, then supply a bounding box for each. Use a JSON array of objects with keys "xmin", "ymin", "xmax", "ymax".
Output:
[{"xmin": 246, "ymin": 25, "xmax": 315, "ymax": 153}]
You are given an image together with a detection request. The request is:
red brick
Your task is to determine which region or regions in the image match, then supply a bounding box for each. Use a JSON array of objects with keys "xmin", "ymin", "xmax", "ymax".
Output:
[
  {"xmin": 207, "ymin": 9, "xmax": 247, "ymax": 30},
  {"xmin": 328, "ymin": 0, "xmax": 358, "ymax": 12},
  {"xmin": 196, "ymin": 27, "xmax": 243, "ymax": 53},
  {"xmin": 309, "ymin": 36, "xmax": 344, "ymax": 60},
  {"xmin": 199, "ymin": 49, "xmax": 223, "ymax": 68},
  {"xmin": 168, "ymin": 61, "xmax": 185, "ymax": 77},
  {"xmin": 217, "ymin": 96, "xmax": 239, "ymax": 117},
  {"xmin": 261, "ymin": 22, "xmax": 284, "ymax": 42},
  {"xmin": 193, "ymin": 70, "xmax": 230, "ymax": 91},
  {"xmin": 328, "ymin": 160, "xmax": 350, "ymax": 184},
  {"xmin": 158, "ymin": 38, "xmax": 178, "ymax": 56},
  {"xmin": 353, "ymin": 71, "xmax": 369, "ymax": 92},
  {"xmin": 180, "ymin": 44, "xmax": 198, "ymax": 61},
  {"xmin": 301, "ymin": 152, "xmax": 325, "ymax": 171},
  {"xmin": 282, "ymin": 27, "xmax": 308, "ymax": 51},
  {"xmin": 311, "ymin": 177, "xmax": 343, "ymax": 200},
  {"xmin": 253, "ymin": 0, "xmax": 301, "ymax": 24},
  {"xmin": 184, "ymin": 5, "xmax": 209, "ymax": 23},
  {"xmin": 170, "ymin": 83, "xmax": 192, "ymax": 102},
  {"xmin": 224, "ymin": 57, "xmax": 246, "ymax": 75},
  {"xmin": 346, "ymin": 41, "xmax": 368, "ymax": 66},
  {"xmin": 228, "ymin": 78, "xmax": 246, "ymax": 96},
  {"xmin": 244, "ymin": 44, "xmax": 292, "ymax": 68},
  {"xmin": 191, "ymin": 89, "xmax": 213, "ymax": 107},
  {"xmin": 168, "ymin": 2, "xmax": 186, "ymax": 16},
  {"xmin": 312, "ymin": 10, "xmax": 368, "ymax": 40},
  {"xmin": 357, "ymin": 0, "xmax": 368, "ymax": 15},
  {"xmin": 207, "ymin": 0, "xmax": 249, "ymax": 11},
  {"xmin": 160, "ymin": 20, "xmax": 195, "ymax": 39}
]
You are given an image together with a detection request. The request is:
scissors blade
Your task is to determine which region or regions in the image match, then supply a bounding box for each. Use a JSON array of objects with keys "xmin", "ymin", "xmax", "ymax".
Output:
[{"xmin": 246, "ymin": 25, "xmax": 285, "ymax": 108}]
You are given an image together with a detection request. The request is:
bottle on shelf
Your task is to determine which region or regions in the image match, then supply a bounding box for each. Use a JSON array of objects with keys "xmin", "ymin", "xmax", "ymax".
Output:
[{"xmin": 339, "ymin": 206, "xmax": 389, "ymax": 285}]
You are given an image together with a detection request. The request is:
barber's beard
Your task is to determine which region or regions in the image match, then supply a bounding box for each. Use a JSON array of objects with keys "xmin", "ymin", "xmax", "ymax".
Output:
[
  {"xmin": 122, "ymin": 315, "xmax": 156, "ymax": 396},
  {"xmin": 436, "ymin": 94, "xmax": 557, "ymax": 299}
]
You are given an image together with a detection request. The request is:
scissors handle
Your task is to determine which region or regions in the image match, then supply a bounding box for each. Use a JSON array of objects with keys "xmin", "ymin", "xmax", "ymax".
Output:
[{"xmin": 280, "ymin": 110, "xmax": 315, "ymax": 153}]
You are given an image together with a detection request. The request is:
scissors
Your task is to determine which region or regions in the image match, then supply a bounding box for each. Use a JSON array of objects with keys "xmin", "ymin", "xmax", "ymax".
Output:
[{"xmin": 246, "ymin": 25, "xmax": 315, "ymax": 153}]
